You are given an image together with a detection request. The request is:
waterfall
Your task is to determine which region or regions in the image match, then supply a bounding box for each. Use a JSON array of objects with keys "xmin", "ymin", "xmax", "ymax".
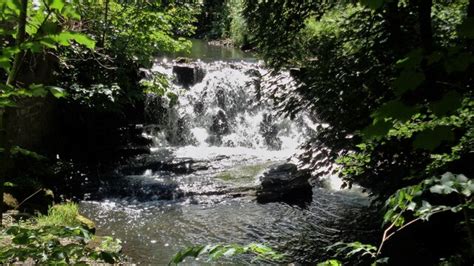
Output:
[{"xmin": 144, "ymin": 60, "xmax": 314, "ymax": 157}]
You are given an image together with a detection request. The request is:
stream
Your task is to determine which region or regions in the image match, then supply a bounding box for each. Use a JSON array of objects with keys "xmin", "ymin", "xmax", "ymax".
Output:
[{"xmin": 79, "ymin": 40, "xmax": 377, "ymax": 264}]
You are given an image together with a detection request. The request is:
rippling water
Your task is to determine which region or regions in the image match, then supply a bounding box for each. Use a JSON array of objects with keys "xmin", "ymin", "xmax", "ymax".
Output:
[{"xmin": 81, "ymin": 187, "xmax": 372, "ymax": 264}]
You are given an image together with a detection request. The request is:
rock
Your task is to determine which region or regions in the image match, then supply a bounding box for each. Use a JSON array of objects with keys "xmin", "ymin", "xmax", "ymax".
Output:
[
  {"xmin": 76, "ymin": 214, "xmax": 96, "ymax": 233},
  {"xmin": 172, "ymin": 64, "xmax": 206, "ymax": 87},
  {"xmin": 175, "ymin": 57, "xmax": 193, "ymax": 64},
  {"xmin": 210, "ymin": 110, "xmax": 230, "ymax": 136},
  {"xmin": 259, "ymin": 113, "xmax": 282, "ymax": 150},
  {"xmin": 257, "ymin": 163, "xmax": 312, "ymax": 204},
  {"xmin": 3, "ymin": 193, "xmax": 19, "ymax": 209}
]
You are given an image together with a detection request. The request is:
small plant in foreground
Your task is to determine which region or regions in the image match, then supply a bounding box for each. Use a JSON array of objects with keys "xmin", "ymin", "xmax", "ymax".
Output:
[{"xmin": 170, "ymin": 243, "xmax": 284, "ymax": 265}]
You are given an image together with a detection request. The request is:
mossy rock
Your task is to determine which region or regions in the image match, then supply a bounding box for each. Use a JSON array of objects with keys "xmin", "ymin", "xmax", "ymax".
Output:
[
  {"xmin": 3, "ymin": 193, "xmax": 19, "ymax": 209},
  {"xmin": 76, "ymin": 214, "xmax": 96, "ymax": 233}
]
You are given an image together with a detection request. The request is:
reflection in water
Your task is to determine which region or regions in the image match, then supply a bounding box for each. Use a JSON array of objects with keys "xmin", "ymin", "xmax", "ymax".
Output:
[{"xmin": 165, "ymin": 39, "xmax": 256, "ymax": 62}]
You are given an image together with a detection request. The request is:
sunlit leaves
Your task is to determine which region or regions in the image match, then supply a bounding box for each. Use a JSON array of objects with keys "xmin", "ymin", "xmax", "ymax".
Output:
[
  {"xmin": 1, "ymin": 224, "xmax": 123, "ymax": 264},
  {"xmin": 171, "ymin": 243, "xmax": 284, "ymax": 264},
  {"xmin": 318, "ymin": 259, "xmax": 343, "ymax": 266},
  {"xmin": 46, "ymin": 32, "xmax": 95, "ymax": 49},
  {"xmin": 327, "ymin": 241, "xmax": 377, "ymax": 260},
  {"xmin": 384, "ymin": 173, "xmax": 473, "ymax": 226},
  {"xmin": 0, "ymin": 84, "xmax": 67, "ymax": 108},
  {"xmin": 46, "ymin": 0, "xmax": 65, "ymax": 11}
]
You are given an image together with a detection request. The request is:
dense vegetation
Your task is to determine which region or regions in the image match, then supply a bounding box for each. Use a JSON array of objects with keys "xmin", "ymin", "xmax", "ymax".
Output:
[
  {"xmin": 0, "ymin": 0, "xmax": 197, "ymax": 263},
  {"xmin": 242, "ymin": 0, "xmax": 473, "ymax": 264}
]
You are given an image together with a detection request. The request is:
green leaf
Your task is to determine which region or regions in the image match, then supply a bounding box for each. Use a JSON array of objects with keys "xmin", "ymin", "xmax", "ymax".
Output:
[
  {"xmin": 359, "ymin": 0, "xmax": 385, "ymax": 10},
  {"xmin": 396, "ymin": 49, "xmax": 423, "ymax": 69},
  {"xmin": 11, "ymin": 146, "xmax": 47, "ymax": 160},
  {"xmin": 392, "ymin": 71, "xmax": 425, "ymax": 96},
  {"xmin": 361, "ymin": 120, "xmax": 393, "ymax": 140},
  {"xmin": 69, "ymin": 33, "xmax": 95, "ymax": 49},
  {"xmin": 444, "ymin": 52, "xmax": 474, "ymax": 73},
  {"xmin": 170, "ymin": 245, "xmax": 205, "ymax": 264},
  {"xmin": 372, "ymin": 100, "xmax": 419, "ymax": 122},
  {"xmin": 46, "ymin": 0, "xmax": 65, "ymax": 11},
  {"xmin": 6, "ymin": 0, "xmax": 22, "ymax": 15},
  {"xmin": 28, "ymin": 84, "xmax": 49, "ymax": 97},
  {"xmin": 413, "ymin": 126, "xmax": 455, "ymax": 151},
  {"xmin": 48, "ymin": 86, "xmax": 67, "ymax": 98},
  {"xmin": 61, "ymin": 5, "xmax": 81, "ymax": 20},
  {"xmin": 318, "ymin": 259, "xmax": 342, "ymax": 266},
  {"xmin": 429, "ymin": 91, "xmax": 462, "ymax": 116},
  {"xmin": 3, "ymin": 182, "xmax": 16, "ymax": 187},
  {"xmin": 458, "ymin": 17, "xmax": 474, "ymax": 39}
]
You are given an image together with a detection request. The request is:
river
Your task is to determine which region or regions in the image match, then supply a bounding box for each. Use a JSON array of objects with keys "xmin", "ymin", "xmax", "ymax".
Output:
[{"xmin": 79, "ymin": 40, "xmax": 376, "ymax": 265}]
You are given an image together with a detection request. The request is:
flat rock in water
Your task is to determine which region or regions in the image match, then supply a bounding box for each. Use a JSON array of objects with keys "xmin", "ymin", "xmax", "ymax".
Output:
[{"xmin": 256, "ymin": 163, "xmax": 312, "ymax": 205}]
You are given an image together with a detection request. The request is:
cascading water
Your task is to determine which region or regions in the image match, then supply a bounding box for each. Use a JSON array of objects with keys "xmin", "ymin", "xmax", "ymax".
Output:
[
  {"xmin": 79, "ymin": 41, "xmax": 376, "ymax": 265},
  {"xmin": 145, "ymin": 60, "xmax": 311, "ymax": 153}
]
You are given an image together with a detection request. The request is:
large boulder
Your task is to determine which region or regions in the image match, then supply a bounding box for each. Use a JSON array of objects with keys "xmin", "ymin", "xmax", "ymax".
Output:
[
  {"xmin": 256, "ymin": 163, "xmax": 312, "ymax": 204},
  {"xmin": 172, "ymin": 64, "xmax": 206, "ymax": 88}
]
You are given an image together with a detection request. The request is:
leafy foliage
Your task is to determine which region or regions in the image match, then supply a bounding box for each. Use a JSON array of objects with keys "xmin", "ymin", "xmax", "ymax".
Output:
[
  {"xmin": 171, "ymin": 243, "xmax": 284, "ymax": 264},
  {"xmin": 0, "ymin": 203, "xmax": 123, "ymax": 264},
  {"xmin": 243, "ymin": 0, "xmax": 473, "ymax": 263},
  {"xmin": 384, "ymin": 172, "xmax": 473, "ymax": 226},
  {"xmin": 0, "ymin": 224, "xmax": 123, "ymax": 264}
]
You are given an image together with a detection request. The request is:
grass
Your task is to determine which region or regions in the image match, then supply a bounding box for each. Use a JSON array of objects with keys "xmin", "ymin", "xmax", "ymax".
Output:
[{"xmin": 35, "ymin": 202, "xmax": 81, "ymax": 227}]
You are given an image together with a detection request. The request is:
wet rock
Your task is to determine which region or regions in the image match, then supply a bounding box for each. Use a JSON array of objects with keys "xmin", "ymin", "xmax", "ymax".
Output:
[
  {"xmin": 194, "ymin": 101, "xmax": 205, "ymax": 115},
  {"xmin": 216, "ymin": 89, "xmax": 226, "ymax": 110},
  {"xmin": 210, "ymin": 110, "xmax": 230, "ymax": 136},
  {"xmin": 257, "ymin": 163, "xmax": 312, "ymax": 204},
  {"xmin": 172, "ymin": 64, "xmax": 206, "ymax": 87},
  {"xmin": 244, "ymin": 68, "xmax": 261, "ymax": 78}
]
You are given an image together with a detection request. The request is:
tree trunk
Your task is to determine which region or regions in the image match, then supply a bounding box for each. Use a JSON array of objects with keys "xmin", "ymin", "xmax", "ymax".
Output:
[
  {"xmin": 2, "ymin": 0, "xmax": 28, "ymax": 227},
  {"xmin": 100, "ymin": 0, "xmax": 110, "ymax": 47},
  {"xmin": 0, "ymin": 109, "xmax": 11, "ymax": 227},
  {"xmin": 468, "ymin": 0, "xmax": 474, "ymax": 17},
  {"xmin": 6, "ymin": 0, "xmax": 28, "ymax": 87},
  {"xmin": 384, "ymin": 0, "xmax": 403, "ymax": 55},
  {"xmin": 417, "ymin": 0, "xmax": 433, "ymax": 53}
]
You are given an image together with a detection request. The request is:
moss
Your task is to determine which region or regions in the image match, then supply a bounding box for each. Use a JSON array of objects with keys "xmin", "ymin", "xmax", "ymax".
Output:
[{"xmin": 215, "ymin": 163, "xmax": 272, "ymax": 182}]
